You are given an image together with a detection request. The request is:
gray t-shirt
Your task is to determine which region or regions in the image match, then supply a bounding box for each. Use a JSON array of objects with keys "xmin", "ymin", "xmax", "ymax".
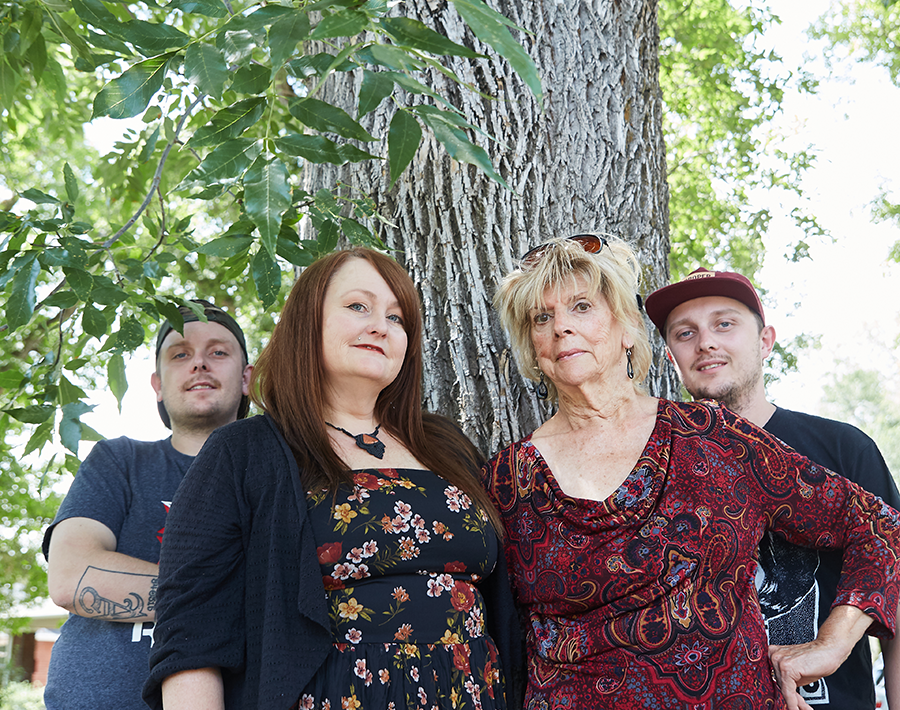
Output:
[{"xmin": 42, "ymin": 436, "xmax": 193, "ymax": 710}]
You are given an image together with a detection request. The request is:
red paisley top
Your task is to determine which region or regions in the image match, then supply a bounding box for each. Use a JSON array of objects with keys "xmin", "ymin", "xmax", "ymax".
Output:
[{"xmin": 482, "ymin": 400, "xmax": 900, "ymax": 710}]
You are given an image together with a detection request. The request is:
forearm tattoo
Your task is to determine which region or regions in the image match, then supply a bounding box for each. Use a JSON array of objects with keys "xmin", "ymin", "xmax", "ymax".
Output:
[{"xmin": 73, "ymin": 565, "xmax": 158, "ymax": 620}]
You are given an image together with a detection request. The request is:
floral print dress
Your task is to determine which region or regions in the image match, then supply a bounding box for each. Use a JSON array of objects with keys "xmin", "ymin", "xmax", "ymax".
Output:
[{"xmin": 298, "ymin": 468, "xmax": 507, "ymax": 710}]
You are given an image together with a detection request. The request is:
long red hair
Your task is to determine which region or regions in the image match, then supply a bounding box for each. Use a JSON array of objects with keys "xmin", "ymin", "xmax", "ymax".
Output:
[{"xmin": 250, "ymin": 247, "xmax": 500, "ymax": 532}]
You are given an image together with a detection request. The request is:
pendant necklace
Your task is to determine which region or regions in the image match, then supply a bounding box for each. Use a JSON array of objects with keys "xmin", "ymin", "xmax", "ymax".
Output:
[{"xmin": 326, "ymin": 421, "xmax": 386, "ymax": 459}]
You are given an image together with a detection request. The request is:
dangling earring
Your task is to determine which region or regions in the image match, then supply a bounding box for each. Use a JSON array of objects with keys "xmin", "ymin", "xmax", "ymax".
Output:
[
  {"xmin": 626, "ymin": 348, "xmax": 634, "ymax": 380},
  {"xmin": 533, "ymin": 371, "xmax": 549, "ymax": 400}
]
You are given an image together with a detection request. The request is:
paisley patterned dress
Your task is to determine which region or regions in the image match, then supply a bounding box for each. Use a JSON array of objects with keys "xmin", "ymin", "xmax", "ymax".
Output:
[
  {"xmin": 298, "ymin": 468, "xmax": 507, "ymax": 710},
  {"xmin": 482, "ymin": 399, "xmax": 900, "ymax": 710}
]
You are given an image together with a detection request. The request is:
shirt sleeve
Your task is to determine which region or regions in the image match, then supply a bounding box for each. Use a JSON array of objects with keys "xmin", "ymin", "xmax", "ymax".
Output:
[
  {"xmin": 42, "ymin": 439, "xmax": 132, "ymax": 559},
  {"xmin": 724, "ymin": 408, "xmax": 900, "ymax": 639}
]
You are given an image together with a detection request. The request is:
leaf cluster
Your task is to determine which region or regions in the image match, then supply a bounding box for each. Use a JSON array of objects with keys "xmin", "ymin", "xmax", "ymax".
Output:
[
  {"xmin": 659, "ymin": 0, "xmax": 826, "ymax": 280},
  {"xmin": 0, "ymin": 0, "xmax": 540, "ymax": 609}
]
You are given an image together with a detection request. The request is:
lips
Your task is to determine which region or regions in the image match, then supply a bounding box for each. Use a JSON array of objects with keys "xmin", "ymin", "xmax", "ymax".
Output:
[
  {"xmin": 696, "ymin": 360, "xmax": 727, "ymax": 372},
  {"xmin": 186, "ymin": 380, "xmax": 218, "ymax": 391},
  {"xmin": 555, "ymin": 349, "xmax": 583, "ymax": 361},
  {"xmin": 355, "ymin": 344, "xmax": 385, "ymax": 355}
]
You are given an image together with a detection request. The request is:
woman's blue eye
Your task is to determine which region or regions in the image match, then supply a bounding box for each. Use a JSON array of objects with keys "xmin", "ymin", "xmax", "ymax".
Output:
[{"xmin": 388, "ymin": 314, "xmax": 404, "ymax": 324}]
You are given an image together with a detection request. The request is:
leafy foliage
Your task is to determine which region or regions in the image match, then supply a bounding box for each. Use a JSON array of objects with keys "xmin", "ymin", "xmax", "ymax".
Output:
[
  {"xmin": 809, "ymin": 0, "xmax": 900, "ymax": 261},
  {"xmin": 822, "ymin": 366, "xmax": 900, "ymax": 475},
  {"xmin": 658, "ymin": 0, "xmax": 825, "ymax": 280},
  {"xmin": 0, "ymin": 0, "xmax": 540, "ymax": 610}
]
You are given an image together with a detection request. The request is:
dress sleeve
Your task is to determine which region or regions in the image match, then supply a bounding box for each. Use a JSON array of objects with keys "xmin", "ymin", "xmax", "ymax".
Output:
[
  {"xmin": 724, "ymin": 408, "xmax": 900, "ymax": 639},
  {"xmin": 144, "ymin": 429, "xmax": 249, "ymax": 709}
]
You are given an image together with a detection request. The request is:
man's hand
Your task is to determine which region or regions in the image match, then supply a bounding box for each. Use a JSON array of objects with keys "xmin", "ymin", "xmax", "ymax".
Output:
[{"xmin": 769, "ymin": 605, "xmax": 873, "ymax": 710}]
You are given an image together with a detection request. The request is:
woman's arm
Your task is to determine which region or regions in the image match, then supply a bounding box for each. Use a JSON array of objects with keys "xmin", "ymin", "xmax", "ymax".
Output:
[
  {"xmin": 769, "ymin": 605, "xmax": 874, "ymax": 710},
  {"xmin": 161, "ymin": 668, "xmax": 224, "ymax": 710}
]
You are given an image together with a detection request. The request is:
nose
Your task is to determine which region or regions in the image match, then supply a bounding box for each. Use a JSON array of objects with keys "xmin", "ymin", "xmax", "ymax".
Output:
[
  {"xmin": 697, "ymin": 328, "xmax": 718, "ymax": 352},
  {"xmin": 190, "ymin": 352, "xmax": 210, "ymax": 371},
  {"xmin": 367, "ymin": 315, "xmax": 390, "ymax": 337},
  {"xmin": 553, "ymin": 311, "xmax": 574, "ymax": 337}
]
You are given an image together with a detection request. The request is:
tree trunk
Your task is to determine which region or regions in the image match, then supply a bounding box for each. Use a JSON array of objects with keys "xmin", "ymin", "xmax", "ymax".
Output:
[{"xmin": 303, "ymin": 0, "xmax": 680, "ymax": 454}]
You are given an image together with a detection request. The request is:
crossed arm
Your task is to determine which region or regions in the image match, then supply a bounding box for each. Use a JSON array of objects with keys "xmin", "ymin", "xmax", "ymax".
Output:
[{"xmin": 47, "ymin": 516, "xmax": 159, "ymax": 623}]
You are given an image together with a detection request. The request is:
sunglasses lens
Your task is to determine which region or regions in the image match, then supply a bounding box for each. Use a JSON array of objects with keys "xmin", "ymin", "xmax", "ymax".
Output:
[{"xmin": 519, "ymin": 234, "xmax": 608, "ymax": 265}]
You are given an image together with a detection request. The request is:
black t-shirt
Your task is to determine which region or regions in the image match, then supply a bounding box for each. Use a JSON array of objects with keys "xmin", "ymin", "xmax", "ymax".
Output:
[{"xmin": 762, "ymin": 406, "xmax": 899, "ymax": 709}]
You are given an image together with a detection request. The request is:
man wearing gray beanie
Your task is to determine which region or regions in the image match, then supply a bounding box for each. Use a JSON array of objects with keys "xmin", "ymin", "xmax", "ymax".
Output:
[{"xmin": 42, "ymin": 300, "xmax": 252, "ymax": 710}]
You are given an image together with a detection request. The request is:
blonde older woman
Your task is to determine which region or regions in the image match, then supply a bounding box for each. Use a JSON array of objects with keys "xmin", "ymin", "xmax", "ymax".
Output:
[{"xmin": 482, "ymin": 234, "xmax": 900, "ymax": 710}]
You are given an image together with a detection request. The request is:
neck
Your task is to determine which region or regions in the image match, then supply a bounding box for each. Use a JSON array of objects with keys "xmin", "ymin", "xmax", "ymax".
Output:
[
  {"xmin": 554, "ymin": 379, "xmax": 644, "ymax": 431},
  {"xmin": 729, "ymin": 393, "xmax": 776, "ymax": 428},
  {"xmin": 169, "ymin": 427, "xmax": 216, "ymax": 456},
  {"xmin": 324, "ymin": 389, "xmax": 380, "ymax": 432}
]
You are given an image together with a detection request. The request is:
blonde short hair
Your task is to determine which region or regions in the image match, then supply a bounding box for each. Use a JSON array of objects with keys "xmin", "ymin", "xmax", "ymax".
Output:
[{"xmin": 493, "ymin": 235, "xmax": 651, "ymax": 400}]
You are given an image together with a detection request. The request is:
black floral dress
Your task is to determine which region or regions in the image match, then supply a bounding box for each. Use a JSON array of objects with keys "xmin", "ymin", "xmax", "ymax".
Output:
[{"xmin": 298, "ymin": 468, "xmax": 507, "ymax": 710}]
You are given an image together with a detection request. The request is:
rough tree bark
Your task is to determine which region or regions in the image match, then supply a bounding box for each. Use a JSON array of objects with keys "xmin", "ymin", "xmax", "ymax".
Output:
[{"xmin": 304, "ymin": 0, "xmax": 680, "ymax": 453}]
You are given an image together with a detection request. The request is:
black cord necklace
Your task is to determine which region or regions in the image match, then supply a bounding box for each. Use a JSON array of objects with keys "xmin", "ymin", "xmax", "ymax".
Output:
[{"xmin": 325, "ymin": 422, "xmax": 386, "ymax": 459}]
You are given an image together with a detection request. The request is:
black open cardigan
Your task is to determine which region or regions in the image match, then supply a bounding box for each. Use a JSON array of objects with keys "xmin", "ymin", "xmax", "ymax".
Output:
[{"xmin": 144, "ymin": 414, "xmax": 524, "ymax": 710}]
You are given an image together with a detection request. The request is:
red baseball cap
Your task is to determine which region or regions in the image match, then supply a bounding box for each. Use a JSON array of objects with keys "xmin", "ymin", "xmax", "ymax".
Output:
[{"xmin": 644, "ymin": 268, "xmax": 765, "ymax": 335}]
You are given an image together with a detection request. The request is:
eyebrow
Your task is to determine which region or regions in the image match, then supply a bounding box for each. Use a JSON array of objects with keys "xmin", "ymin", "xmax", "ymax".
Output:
[
  {"xmin": 530, "ymin": 291, "xmax": 592, "ymax": 310},
  {"xmin": 163, "ymin": 337, "xmax": 234, "ymax": 351}
]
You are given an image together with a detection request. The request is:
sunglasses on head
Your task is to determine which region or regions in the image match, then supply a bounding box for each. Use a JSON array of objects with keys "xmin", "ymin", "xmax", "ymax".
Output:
[{"xmin": 519, "ymin": 233, "xmax": 609, "ymax": 267}]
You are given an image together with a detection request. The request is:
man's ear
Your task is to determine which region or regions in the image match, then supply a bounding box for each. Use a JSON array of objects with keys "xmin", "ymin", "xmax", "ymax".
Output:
[
  {"xmin": 150, "ymin": 372, "xmax": 163, "ymax": 402},
  {"xmin": 241, "ymin": 364, "xmax": 253, "ymax": 395},
  {"xmin": 760, "ymin": 325, "xmax": 777, "ymax": 360}
]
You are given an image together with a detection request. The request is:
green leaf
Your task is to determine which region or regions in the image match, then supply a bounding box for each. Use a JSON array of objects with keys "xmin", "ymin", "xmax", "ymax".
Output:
[
  {"xmin": 5, "ymin": 404, "xmax": 55, "ymax": 424},
  {"xmin": 388, "ymin": 110, "xmax": 422, "ymax": 185},
  {"xmin": 357, "ymin": 44, "xmax": 424, "ymax": 72},
  {"xmin": 341, "ymin": 217, "xmax": 378, "ymax": 247},
  {"xmin": 107, "ymin": 352, "xmax": 127, "ymax": 413},
  {"xmin": 184, "ymin": 43, "xmax": 227, "ymax": 100},
  {"xmin": 417, "ymin": 106, "xmax": 507, "ymax": 188},
  {"xmin": 64, "ymin": 267, "xmax": 93, "ymax": 300},
  {"xmin": 251, "ymin": 248, "xmax": 281, "ymax": 308},
  {"xmin": 274, "ymin": 133, "xmax": 378, "ymax": 164},
  {"xmin": 244, "ymin": 157, "xmax": 292, "ymax": 259},
  {"xmin": 221, "ymin": 30, "xmax": 256, "ymax": 65},
  {"xmin": 58, "ymin": 374, "xmax": 87, "ymax": 405},
  {"xmin": 60, "ymin": 401, "xmax": 93, "ymax": 454},
  {"xmin": 196, "ymin": 235, "xmax": 255, "ymax": 257},
  {"xmin": 63, "ymin": 163, "xmax": 79, "ymax": 203},
  {"xmin": 310, "ymin": 9, "xmax": 369, "ymax": 40},
  {"xmin": 0, "ymin": 369, "xmax": 23, "ymax": 390},
  {"xmin": 6, "ymin": 256, "xmax": 40, "ymax": 332},
  {"xmin": 451, "ymin": 0, "xmax": 542, "ymax": 106},
  {"xmin": 317, "ymin": 219, "xmax": 340, "ymax": 253},
  {"xmin": 138, "ymin": 126, "xmax": 160, "ymax": 163},
  {"xmin": 21, "ymin": 188, "xmax": 59, "ymax": 204},
  {"xmin": 276, "ymin": 236, "xmax": 316, "ymax": 267},
  {"xmin": 115, "ymin": 316, "xmax": 145, "ymax": 350},
  {"xmin": 82, "ymin": 304, "xmax": 108, "ymax": 340},
  {"xmin": 167, "ymin": 0, "xmax": 228, "ymax": 18},
  {"xmin": 23, "ymin": 421, "xmax": 54, "ymax": 457},
  {"xmin": 91, "ymin": 284, "xmax": 128, "ymax": 306},
  {"xmin": 42, "ymin": 290, "xmax": 79, "ymax": 309},
  {"xmin": 288, "ymin": 97, "xmax": 376, "ymax": 141},
  {"xmin": 177, "ymin": 138, "xmax": 260, "ymax": 190},
  {"xmin": 71, "ymin": 0, "xmax": 120, "ymax": 37},
  {"xmin": 92, "ymin": 54, "xmax": 173, "ymax": 120},
  {"xmin": 0, "ymin": 58, "xmax": 21, "ymax": 111},
  {"xmin": 116, "ymin": 20, "xmax": 190, "ymax": 55},
  {"xmin": 230, "ymin": 64, "xmax": 269, "ymax": 94},
  {"xmin": 268, "ymin": 10, "xmax": 311, "ymax": 74},
  {"xmin": 379, "ymin": 17, "xmax": 479, "ymax": 57},
  {"xmin": 358, "ymin": 70, "xmax": 394, "ymax": 117},
  {"xmin": 186, "ymin": 97, "xmax": 266, "ymax": 148}
]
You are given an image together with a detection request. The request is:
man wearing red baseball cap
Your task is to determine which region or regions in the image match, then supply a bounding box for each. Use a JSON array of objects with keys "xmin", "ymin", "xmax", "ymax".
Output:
[{"xmin": 645, "ymin": 268, "xmax": 900, "ymax": 710}]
